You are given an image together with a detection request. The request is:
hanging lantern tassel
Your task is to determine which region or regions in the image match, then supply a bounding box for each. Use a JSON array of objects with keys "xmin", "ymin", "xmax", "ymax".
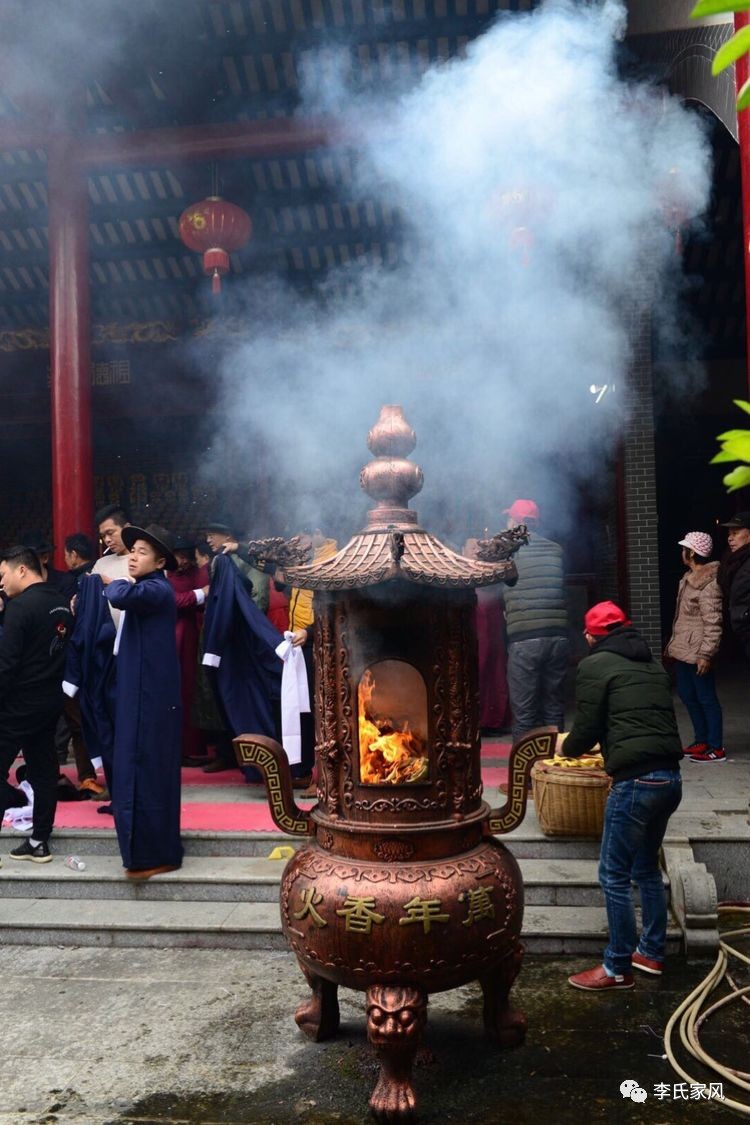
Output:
[
  {"xmin": 204, "ymin": 248, "xmax": 230, "ymax": 295},
  {"xmin": 178, "ymin": 198, "xmax": 252, "ymax": 296}
]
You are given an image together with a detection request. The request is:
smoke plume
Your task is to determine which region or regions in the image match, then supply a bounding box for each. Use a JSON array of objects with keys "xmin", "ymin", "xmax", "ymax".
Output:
[{"xmin": 213, "ymin": 0, "xmax": 711, "ymax": 541}]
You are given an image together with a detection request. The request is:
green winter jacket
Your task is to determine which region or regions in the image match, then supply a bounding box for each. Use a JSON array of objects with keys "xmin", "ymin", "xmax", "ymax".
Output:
[
  {"xmin": 563, "ymin": 626, "xmax": 682, "ymax": 782},
  {"xmin": 503, "ymin": 533, "xmax": 568, "ymax": 643}
]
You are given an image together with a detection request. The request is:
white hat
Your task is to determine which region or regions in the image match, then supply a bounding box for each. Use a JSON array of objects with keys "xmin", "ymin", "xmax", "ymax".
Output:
[{"xmin": 678, "ymin": 531, "xmax": 713, "ymax": 558}]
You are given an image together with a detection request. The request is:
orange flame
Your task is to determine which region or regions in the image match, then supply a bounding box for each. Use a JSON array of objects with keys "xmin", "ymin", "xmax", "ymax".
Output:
[{"xmin": 358, "ymin": 670, "xmax": 428, "ymax": 785}]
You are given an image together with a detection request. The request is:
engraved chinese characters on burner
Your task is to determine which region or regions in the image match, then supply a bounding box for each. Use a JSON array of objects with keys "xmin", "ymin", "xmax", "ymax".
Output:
[
  {"xmin": 460, "ymin": 886, "xmax": 495, "ymax": 926},
  {"xmin": 292, "ymin": 887, "xmax": 327, "ymax": 928},
  {"xmin": 398, "ymin": 896, "xmax": 450, "ymax": 934},
  {"xmin": 336, "ymin": 896, "xmax": 386, "ymax": 934}
]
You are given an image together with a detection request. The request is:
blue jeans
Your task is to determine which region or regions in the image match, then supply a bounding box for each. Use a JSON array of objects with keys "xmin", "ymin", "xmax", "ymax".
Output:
[
  {"xmin": 598, "ymin": 770, "xmax": 682, "ymax": 976},
  {"xmin": 674, "ymin": 661, "xmax": 723, "ymax": 748}
]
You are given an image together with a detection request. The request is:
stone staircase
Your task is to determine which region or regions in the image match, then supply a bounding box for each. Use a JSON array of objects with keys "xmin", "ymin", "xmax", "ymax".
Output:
[{"xmin": 0, "ymin": 823, "xmax": 683, "ymax": 954}]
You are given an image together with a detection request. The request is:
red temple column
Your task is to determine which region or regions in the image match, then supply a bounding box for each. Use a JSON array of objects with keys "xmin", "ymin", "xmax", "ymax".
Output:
[
  {"xmin": 48, "ymin": 138, "xmax": 93, "ymax": 565},
  {"xmin": 736, "ymin": 12, "xmax": 750, "ymax": 396}
]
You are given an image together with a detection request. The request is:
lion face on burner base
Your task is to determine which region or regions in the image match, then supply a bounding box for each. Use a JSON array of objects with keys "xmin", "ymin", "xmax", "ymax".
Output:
[{"xmin": 366, "ymin": 985, "xmax": 428, "ymax": 1049}]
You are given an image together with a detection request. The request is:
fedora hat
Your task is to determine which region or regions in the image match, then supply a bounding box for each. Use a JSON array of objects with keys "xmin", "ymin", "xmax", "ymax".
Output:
[
  {"xmin": 720, "ymin": 511, "xmax": 750, "ymax": 530},
  {"xmin": 121, "ymin": 524, "xmax": 178, "ymax": 571},
  {"xmin": 202, "ymin": 517, "xmax": 236, "ymax": 536},
  {"xmin": 172, "ymin": 535, "xmax": 196, "ymax": 552}
]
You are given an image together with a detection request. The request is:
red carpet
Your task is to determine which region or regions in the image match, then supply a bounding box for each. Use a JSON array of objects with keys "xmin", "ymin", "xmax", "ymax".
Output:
[
  {"xmin": 41, "ymin": 755, "xmax": 510, "ymax": 834},
  {"xmin": 481, "ymin": 742, "xmax": 511, "ymax": 760},
  {"xmin": 59, "ymin": 764, "xmax": 247, "ymax": 788},
  {"xmin": 50, "ymin": 800, "xmax": 283, "ymax": 833}
]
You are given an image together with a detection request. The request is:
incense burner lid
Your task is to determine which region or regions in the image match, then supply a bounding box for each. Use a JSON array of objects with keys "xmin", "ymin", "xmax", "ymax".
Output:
[
  {"xmin": 285, "ymin": 404, "xmax": 518, "ymax": 590},
  {"xmin": 285, "ymin": 527, "xmax": 516, "ymax": 589}
]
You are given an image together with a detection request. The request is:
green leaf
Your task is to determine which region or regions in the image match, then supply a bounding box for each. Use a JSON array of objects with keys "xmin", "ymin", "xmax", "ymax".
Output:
[
  {"xmin": 712, "ymin": 27, "xmax": 750, "ymax": 75},
  {"xmin": 733, "ymin": 399, "xmax": 750, "ymax": 415},
  {"xmin": 711, "ymin": 449, "xmax": 743, "ymax": 463},
  {"xmin": 692, "ymin": 0, "xmax": 750, "ymax": 16},
  {"xmin": 715, "ymin": 428, "xmax": 750, "ymax": 441},
  {"xmin": 737, "ymin": 75, "xmax": 750, "ymax": 111},
  {"xmin": 724, "ymin": 465, "xmax": 750, "ymax": 492},
  {"xmin": 716, "ymin": 441, "xmax": 750, "ymax": 463}
]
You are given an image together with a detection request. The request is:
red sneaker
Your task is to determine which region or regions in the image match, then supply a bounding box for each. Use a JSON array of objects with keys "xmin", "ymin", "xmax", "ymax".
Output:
[
  {"xmin": 688, "ymin": 747, "xmax": 726, "ymax": 763},
  {"xmin": 568, "ymin": 965, "xmax": 634, "ymax": 991},
  {"xmin": 683, "ymin": 742, "xmax": 707, "ymax": 756},
  {"xmin": 632, "ymin": 951, "xmax": 664, "ymax": 976}
]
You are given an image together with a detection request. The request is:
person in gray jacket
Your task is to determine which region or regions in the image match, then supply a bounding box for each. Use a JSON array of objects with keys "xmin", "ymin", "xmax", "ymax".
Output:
[{"xmin": 503, "ymin": 499, "xmax": 569, "ymax": 744}]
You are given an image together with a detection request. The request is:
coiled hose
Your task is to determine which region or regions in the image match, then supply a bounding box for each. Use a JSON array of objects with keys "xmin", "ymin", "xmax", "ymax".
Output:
[{"xmin": 664, "ymin": 905, "xmax": 750, "ymax": 1115}]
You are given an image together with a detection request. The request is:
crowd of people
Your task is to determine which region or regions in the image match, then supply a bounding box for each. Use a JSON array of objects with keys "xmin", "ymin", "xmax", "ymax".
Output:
[
  {"xmin": 2, "ymin": 493, "xmax": 749, "ymax": 904},
  {"xmin": 0, "ymin": 504, "xmax": 336, "ymax": 878},
  {"xmin": 471, "ymin": 504, "xmax": 750, "ymax": 766}
]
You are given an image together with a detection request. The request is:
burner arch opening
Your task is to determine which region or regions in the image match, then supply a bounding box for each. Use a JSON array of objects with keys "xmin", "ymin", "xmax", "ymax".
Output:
[{"xmin": 357, "ymin": 659, "xmax": 429, "ymax": 786}]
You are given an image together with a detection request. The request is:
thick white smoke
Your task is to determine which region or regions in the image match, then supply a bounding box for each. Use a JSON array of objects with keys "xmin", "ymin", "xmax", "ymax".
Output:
[{"xmin": 215, "ymin": 0, "xmax": 712, "ymax": 540}]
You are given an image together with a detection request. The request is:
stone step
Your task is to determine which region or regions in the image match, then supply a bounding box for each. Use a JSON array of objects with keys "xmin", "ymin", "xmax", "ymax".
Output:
[
  {"xmin": 0, "ymin": 855, "xmax": 285, "ymax": 903},
  {"xmin": 0, "ymin": 897, "xmax": 285, "ymax": 950},
  {"xmin": 0, "ymin": 854, "xmax": 615, "ymax": 907},
  {"xmin": 0, "ymin": 895, "xmax": 681, "ymax": 953},
  {"xmin": 41, "ymin": 826, "xmax": 604, "ymax": 860}
]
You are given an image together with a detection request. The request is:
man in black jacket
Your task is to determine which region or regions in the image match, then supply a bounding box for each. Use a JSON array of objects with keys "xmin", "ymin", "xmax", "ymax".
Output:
[
  {"xmin": 0, "ymin": 546, "xmax": 73, "ymax": 863},
  {"xmin": 561, "ymin": 601, "xmax": 682, "ymax": 992},
  {"xmin": 64, "ymin": 532, "xmax": 96, "ymax": 592},
  {"xmin": 21, "ymin": 530, "xmax": 76, "ymax": 599},
  {"xmin": 717, "ymin": 511, "xmax": 750, "ymax": 659}
]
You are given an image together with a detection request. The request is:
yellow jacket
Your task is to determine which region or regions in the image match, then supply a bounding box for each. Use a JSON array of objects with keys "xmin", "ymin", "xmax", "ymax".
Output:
[{"xmin": 289, "ymin": 538, "xmax": 337, "ymax": 631}]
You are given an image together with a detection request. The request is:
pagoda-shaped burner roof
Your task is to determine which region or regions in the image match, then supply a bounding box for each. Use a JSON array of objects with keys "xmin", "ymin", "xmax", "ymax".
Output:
[
  {"xmin": 285, "ymin": 526, "xmax": 517, "ymax": 590},
  {"xmin": 285, "ymin": 405, "xmax": 519, "ymax": 591}
]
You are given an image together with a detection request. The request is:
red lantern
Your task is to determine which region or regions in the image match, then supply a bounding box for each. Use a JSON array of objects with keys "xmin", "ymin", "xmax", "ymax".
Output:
[
  {"xmin": 178, "ymin": 196, "xmax": 252, "ymax": 294},
  {"xmin": 486, "ymin": 186, "xmax": 555, "ymax": 267}
]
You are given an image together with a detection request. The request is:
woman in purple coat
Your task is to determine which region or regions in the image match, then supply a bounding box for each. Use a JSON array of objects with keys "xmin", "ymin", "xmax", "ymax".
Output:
[{"xmin": 103, "ymin": 524, "xmax": 182, "ymax": 879}]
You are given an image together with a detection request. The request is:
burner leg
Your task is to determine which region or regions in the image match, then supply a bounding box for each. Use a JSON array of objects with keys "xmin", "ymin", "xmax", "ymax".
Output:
[
  {"xmin": 366, "ymin": 984, "xmax": 427, "ymax": 1121},
  {"xmin": 480, "ymin": 942, "xmax": 527, "ymax": 1048},
  {"xmin": 294, "ymin": 965, "xmax": 340, "ymax": 1041}
]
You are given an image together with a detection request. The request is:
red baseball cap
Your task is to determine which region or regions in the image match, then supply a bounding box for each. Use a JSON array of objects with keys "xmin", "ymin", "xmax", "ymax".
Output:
[
  {"xmin": 584, "ymin": 601, "xmax": 631, "ymax": 637},
  {"xmin": 504, "ymin": 499, "xmax": 539, "ymax": 523}
]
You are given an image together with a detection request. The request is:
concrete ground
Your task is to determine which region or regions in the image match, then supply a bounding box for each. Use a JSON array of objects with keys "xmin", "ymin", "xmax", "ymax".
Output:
[
  {"xmin": 1, "ymin": 657, "xmax": 747, "ymax": 1124},
  {"xmin": 1, "ymin": 941, "xmax": 747, "ymax": 1125}
]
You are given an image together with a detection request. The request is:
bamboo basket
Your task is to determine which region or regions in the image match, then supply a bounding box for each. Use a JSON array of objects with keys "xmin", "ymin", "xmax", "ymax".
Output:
[{"xmin": 531, "ymin": 760, "xmax": 611, "ymax": 838}]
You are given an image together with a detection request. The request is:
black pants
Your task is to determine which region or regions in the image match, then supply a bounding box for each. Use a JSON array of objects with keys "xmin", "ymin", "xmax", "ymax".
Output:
[{"xmin": 0, "ymin": 711, "xmax": 60, "ymax": 842}]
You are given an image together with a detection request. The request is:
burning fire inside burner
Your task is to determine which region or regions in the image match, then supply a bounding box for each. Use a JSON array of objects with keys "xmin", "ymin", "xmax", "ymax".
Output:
[{"xmin": 358, "ymin": 666, "xmax": 429, "ymax": 785}]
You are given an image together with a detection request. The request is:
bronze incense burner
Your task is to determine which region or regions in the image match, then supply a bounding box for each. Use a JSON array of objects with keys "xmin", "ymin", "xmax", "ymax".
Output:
[{"xmin": 235, "ymin": 405, "xmax": 555, "ymax": 1120}]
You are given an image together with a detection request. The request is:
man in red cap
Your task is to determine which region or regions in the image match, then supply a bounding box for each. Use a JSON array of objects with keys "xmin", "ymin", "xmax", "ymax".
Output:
[
  {"xmin": 502, "ymin": 499, "xmax": 569, "ymax": 743},
  {"xmin": 560, "ymin": 601, "xmax": 683, "ymax": 992}
]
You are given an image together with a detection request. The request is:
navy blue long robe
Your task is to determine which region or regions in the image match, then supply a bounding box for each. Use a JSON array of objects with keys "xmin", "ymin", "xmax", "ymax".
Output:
[
  {"xmin": 63, "ymin": 574, "xmax": 116, "ymax": 789},
  {"xmin": 202, "ymin": 553, "xmax": 283, "ymax": 740},
  {"xmin": 105, "ymin": 572, "xmax": 182, "ymax": 870}
]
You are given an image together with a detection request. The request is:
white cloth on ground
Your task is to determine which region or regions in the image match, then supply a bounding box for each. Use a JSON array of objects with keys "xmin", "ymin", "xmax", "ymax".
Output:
[{"xmin": 2, "ymin": 780, "xmax": 34, "ymax": 831}]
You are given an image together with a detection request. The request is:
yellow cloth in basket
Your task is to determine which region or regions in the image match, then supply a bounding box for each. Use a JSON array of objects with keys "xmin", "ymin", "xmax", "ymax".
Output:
[{"xmin": 541, "ymin": 753, "xmax": 605, "ymax": 769}]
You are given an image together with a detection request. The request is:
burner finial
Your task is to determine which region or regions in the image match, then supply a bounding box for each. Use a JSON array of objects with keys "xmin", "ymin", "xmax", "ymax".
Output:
[{"xmin": 360, "ymin": 405, "xmax": 423, "ymax": 526}]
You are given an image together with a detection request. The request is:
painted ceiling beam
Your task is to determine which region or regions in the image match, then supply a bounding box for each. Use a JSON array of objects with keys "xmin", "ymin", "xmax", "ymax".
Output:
[{"xmin": 0, "ymin": 116, "xmax": 342, "ymax": 167}]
